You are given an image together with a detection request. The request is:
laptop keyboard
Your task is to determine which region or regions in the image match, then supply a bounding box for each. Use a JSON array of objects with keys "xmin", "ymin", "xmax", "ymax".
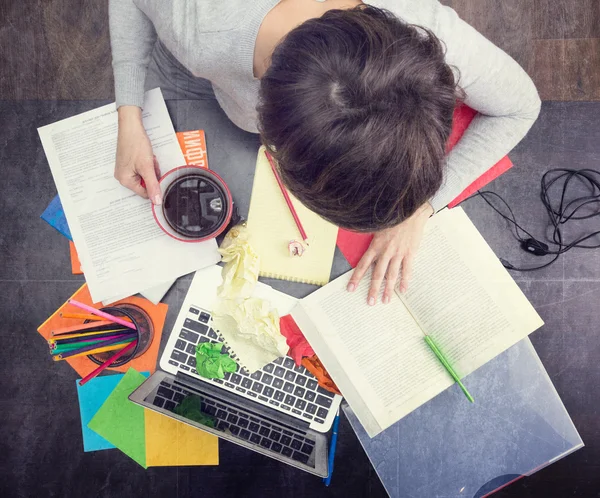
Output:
[
  {"xmin": 154, "ymin": 378, "xmax": 316, "ymax": 466},
  {"xmin": 167, "ymin": 306, "xmax": 336, "ymax": 425}
]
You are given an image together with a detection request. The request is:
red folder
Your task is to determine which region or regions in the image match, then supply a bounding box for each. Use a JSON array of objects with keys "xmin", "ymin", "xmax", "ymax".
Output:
[{"xmin": 336, "ymin": 105, "xmax": 513, "ymax": 267}]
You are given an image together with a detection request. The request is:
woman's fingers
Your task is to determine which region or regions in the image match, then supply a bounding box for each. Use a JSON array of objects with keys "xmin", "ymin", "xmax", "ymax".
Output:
[
  {"xmin": 138, "ymin": 157, "xmax": 162, "ymax": 205},
  {"xmin": 153, "ymin": 155, "xmax": 161, "ymax": 181},
  {"xmin": 382, "ymin": 256, "xmax": 403, "ymax": 303},
  {"xmin": 347, "ymin": 249, "xmax": 376, "ymax": 293},
  {"xmin": 367, "ymin": 256, "xmax": 390, "ymax": 306},
  {"xmin": 115, "ymin": 170, "xmax": 149, "ymax": 199},
  {"xmin": 399, "ymin": 252, "xmax": 414, "ymax": 293},
  {"xmin": 128, "ymin": 181, "xmax": 150, "ymax": 199}
]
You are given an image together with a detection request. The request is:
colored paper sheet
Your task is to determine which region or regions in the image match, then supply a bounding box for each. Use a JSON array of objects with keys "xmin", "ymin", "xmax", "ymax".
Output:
[
  {"xmin": 69, "ymin": 240, "xmax": 83, "ymax": 274},
  {"xmin": 335, "ymin": 231, "xmax": 374, "ymax": 269},
  {"xmin": 176, "ymin": 129, "xmax": 209, "ymax": 169},
  {"xmin": 76, "ymin": 374, "xmax": 122, "ymax": 452},
  {"xmin": 76, "ymin": 372, "xmax": 150, "ymax": 452},
  {"xmin": 37, "ymin": 284, "xmax": 167, "ymax": 377},
  {"xmin": 336, "ymin": 104, "xmax": 514, "ymax": 267},
  {"xmin": 145, "ymin": 409, "xmax": 219, "ymax": 467},
  {"xmin": 40, "ymin": 195, "xmax": 72, "ymax": 240},
  {"xmin": 87, "ymin": 368, "xmax": 148, "ymax": 468}
]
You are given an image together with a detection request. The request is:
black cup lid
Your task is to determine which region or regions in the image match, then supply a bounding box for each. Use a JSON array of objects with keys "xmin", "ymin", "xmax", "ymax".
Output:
[{"xmin": 162, "ymin": 172, "xmax": 229, "ymax": 239}]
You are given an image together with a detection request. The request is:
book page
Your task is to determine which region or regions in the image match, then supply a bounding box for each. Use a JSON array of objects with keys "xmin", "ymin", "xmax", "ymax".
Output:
[
  {"xmin": 399, "ymin": 207, "xmax": 544, "ymax": 378},
  {"xmin": 38, "ymin": 89, "xmax": 220, "ymax": 303},
  {"xmin": 293, "ymin": 269, "xmax": 453, "ymax": 436}
]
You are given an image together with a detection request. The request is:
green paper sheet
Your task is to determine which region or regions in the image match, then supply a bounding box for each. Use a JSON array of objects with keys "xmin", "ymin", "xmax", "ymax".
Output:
[
  {"xmin": 87, "ymin": 368, "xmax": 147, "ymax": 468},
  {"xmin": 196, "ymin": 343, "xmax": 237, "ymax": 379}
]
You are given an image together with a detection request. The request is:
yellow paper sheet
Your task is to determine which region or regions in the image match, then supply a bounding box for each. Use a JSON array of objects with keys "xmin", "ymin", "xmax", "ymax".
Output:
[
  {"xmin": 246, "ymin": 146, "xmax": 338, "ymax": 286},
  {"xmin": 144, "ymin": 409, "xmax": 219, "ymax": 467}
]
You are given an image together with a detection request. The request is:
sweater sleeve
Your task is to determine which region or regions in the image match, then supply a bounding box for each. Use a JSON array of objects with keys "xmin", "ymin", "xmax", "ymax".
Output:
[
  {"xmin": 417, "ymin": 2, "xmax": 542, "ymax": 212},
  {"xmin": 108, "ymin": 0, "xmax": 157, "ymax": 109}
]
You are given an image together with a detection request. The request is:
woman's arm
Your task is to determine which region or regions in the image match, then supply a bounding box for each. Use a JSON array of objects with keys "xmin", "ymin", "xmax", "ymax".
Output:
[
  {"xmin": 426, "ymin": 0, "xmax": 541, "ymax": 210},
  {"xmin": 109, "ymin": 0, "xmax": 157, "ymax": 109},
  {"xmin": 109, "ymin": 0, "xmax": 161, "ymax": 202},
  {"xmin": 350, "ymin": 0, "xmax": 541, "ymax": 304}
]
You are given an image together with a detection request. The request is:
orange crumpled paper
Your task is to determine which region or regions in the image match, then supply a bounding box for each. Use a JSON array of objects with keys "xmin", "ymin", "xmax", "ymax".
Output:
[{"xmin": 301, "ymin": 355, "xmax": 341, "ymax": 396}]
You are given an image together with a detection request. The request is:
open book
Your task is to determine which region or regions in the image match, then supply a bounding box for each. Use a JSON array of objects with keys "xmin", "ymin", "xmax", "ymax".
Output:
[{"xmin": 291, "ymin": 207, "xmax": 544, "ymax": 437}]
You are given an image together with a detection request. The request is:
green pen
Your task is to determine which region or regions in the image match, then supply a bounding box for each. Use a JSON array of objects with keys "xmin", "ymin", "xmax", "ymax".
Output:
[{"xmin": 424, "ymin": 335, "xmax": 474, "ymax": 403}]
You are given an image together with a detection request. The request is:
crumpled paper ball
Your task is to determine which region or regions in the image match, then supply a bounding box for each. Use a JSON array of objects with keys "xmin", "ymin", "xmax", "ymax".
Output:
[
  {"xmin": 213, "ymin": 297, "xmax": 289, "ymax": 359},
  {"xmin": 217, "ymin": 224, "xmax": 260, "ymax": 301}
]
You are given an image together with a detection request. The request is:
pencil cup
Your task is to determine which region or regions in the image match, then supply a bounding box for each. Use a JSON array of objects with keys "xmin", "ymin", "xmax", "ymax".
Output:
[
  {"xmin": 86, "ymin": 304, "xmax": 154, "ymax": 367},
  {"xmin": 152, "ymin": 165, "xmax": 233, "ymax": 243}
]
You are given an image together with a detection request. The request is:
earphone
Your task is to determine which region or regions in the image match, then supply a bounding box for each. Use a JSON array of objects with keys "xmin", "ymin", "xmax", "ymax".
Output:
[{"xmin": 462, "ymin": 169, "xmax": 600, "ymax": 272}]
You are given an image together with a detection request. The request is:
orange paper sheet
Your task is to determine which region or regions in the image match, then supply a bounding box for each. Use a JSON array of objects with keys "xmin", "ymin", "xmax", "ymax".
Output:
[
  {"xmin": 37, "ymin": 284, "xmax": 167, "ymax": 377},
  {"xmin": 69, "ymin": 240, "xmax": 83, "ymax": 275},
  {"xmin": 176, "ymin": 129, "xmax": 208, "ymax": 169},
  {"xmin": 144, "ymin": 409, "xmax": 219, "ymax": 467}
]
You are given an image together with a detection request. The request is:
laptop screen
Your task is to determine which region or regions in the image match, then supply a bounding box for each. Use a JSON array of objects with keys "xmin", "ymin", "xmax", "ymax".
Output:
[{"xmin": 142, "ymin": 374, "xmax": 321, "ymax": 470}]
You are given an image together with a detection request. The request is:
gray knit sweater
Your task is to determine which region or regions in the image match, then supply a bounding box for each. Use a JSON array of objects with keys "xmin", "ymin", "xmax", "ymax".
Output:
[{"xmin": 109, "ymin": 0, "xmax": 541, "ymax": 212}]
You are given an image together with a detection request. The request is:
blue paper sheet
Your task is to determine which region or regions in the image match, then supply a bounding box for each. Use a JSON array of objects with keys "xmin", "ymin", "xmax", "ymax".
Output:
[
  {"xmin": 76, "ymin": 372, "xmax": 150, "ymax": 452},
  {"xmin": 40, "ymin": 195, "xmax": 72, "ymax": 240}
]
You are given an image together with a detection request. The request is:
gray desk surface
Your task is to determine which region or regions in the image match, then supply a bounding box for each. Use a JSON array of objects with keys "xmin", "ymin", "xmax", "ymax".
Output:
[{"xmin": 1, "ymin": 98, "xmax": 600, "ymax": 497}]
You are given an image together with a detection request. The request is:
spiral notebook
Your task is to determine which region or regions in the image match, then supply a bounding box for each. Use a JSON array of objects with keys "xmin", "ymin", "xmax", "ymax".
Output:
[{"xmin": 246, "ymin": 147, "xmax": 338, "ymax": 286}]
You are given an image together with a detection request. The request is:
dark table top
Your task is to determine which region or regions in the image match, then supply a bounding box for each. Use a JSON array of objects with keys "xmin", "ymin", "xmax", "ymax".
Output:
[{"xmin": 1, "ymin": 98, "xmax": 600, "ymax": 498}]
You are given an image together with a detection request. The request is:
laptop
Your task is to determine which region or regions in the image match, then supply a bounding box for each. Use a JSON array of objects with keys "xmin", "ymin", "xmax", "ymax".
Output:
[{"xmin": 129, "ymin": 266, "xmax": 343, "ymax": 476}]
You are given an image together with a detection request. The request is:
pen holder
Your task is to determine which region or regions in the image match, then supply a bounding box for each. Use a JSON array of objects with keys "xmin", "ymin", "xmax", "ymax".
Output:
[{"xmin": 86, "ymin": 304, "xmax": 154, "ymax": 367}]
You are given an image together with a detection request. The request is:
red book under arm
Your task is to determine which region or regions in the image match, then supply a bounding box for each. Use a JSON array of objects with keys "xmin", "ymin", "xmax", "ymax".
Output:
[{"xmin": 336, "ymin": 105, "xmax": 513, "ymax": 268}]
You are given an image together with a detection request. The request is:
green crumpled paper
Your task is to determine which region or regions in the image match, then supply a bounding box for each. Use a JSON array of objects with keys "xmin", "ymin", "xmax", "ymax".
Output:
[
  {"xmin": 173, "ymin": 395, "xmax": 216, "ymax": 428},
  {"xmin": 195, "ymin": 342, "xmax": 237, "ymax": 379},
  {"xmin": 217, "ymin": 224, "xmax": 260, "ymax": 300}
]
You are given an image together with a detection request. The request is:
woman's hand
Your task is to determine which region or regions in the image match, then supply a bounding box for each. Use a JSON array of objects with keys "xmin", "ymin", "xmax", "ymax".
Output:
[
  {"xmin": 347, "ymin": 202, "xmax": 434, "ymax": 305},
  {"xmin": 114, "ymin": 106, "xmax": 162, "ymax": 204}
]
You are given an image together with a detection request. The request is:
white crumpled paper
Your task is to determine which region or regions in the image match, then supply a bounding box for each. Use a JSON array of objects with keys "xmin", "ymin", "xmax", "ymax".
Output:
[
  {"xmin": 212, "ymin": 298, "xmax": 289, "ymax": 373},
  {"xmin": 217, "ymin": 224, "xmax": 260, "ymax": 300},
  {"xmin": 215, "ymin": 224, "xmax": 287, "ymax": 372}
]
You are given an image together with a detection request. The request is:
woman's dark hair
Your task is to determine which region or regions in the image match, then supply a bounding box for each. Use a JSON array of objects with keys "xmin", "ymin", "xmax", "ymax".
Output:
[{"xmin": 258, "ymin": 6, "xmax": 460, "ymax": 231}]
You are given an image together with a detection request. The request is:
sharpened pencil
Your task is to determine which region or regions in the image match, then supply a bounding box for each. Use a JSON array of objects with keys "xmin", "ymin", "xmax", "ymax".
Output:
[
  {"xmin": 67, "ymin": 300, "xmax": 137, "ymax": 330},
  {"xmin": 51, "ymin": 340, "xmax": 106, "ymax": 354},
  {"xmin": 52, "ymin": 341, "xmax": 134, "ymax": 361},
  {"xmin": 60, "ymin": 312, "xmax": 132, "ymax": 322},
  {"xmin": 51, "ymin": 336, "xmax": 135, "ymax": 360},
  {"xmin": 51, "ymin": 321, "xmax": 118, "ymax": 335},
  {"xmin": 51, "ymin": 337, "xmax": 133, "ymax": 354},
  {"xmin": 51, "ymin": 328, "xmax": 131, "ymax": 340},
  {"xmin": 264, "ymin": 150, "xmax": 309, "ymax": 244},
  {"xmin": 49, "ymin": 330, "xmax": 135, "ymax": 345},
  {"xmin": 78, "ymin": 341, "xmax": 138, "ymax": 386}
]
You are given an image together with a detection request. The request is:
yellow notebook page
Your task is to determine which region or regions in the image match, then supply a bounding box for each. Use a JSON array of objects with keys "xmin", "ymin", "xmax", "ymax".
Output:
[{"xmin": 247, "ymin": 147, "xmax": 338, "ymax": 286}]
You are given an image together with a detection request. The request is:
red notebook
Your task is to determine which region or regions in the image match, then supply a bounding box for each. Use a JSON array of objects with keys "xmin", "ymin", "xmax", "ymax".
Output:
[{"xmin": 337, "ymin": 105, "xmax": 513, "ymax": 267}]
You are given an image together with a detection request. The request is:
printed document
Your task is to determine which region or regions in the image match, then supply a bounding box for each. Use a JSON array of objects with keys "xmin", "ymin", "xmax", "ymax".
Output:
[{"xmin": 38, "ymin": 89, "xmax": 220, "ymax": 303}]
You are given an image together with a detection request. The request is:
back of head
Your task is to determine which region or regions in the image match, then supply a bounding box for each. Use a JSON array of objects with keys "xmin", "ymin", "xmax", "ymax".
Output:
[{"xmin": 258, "ymin": 6, "xmax": 459, "ymax": 231}]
